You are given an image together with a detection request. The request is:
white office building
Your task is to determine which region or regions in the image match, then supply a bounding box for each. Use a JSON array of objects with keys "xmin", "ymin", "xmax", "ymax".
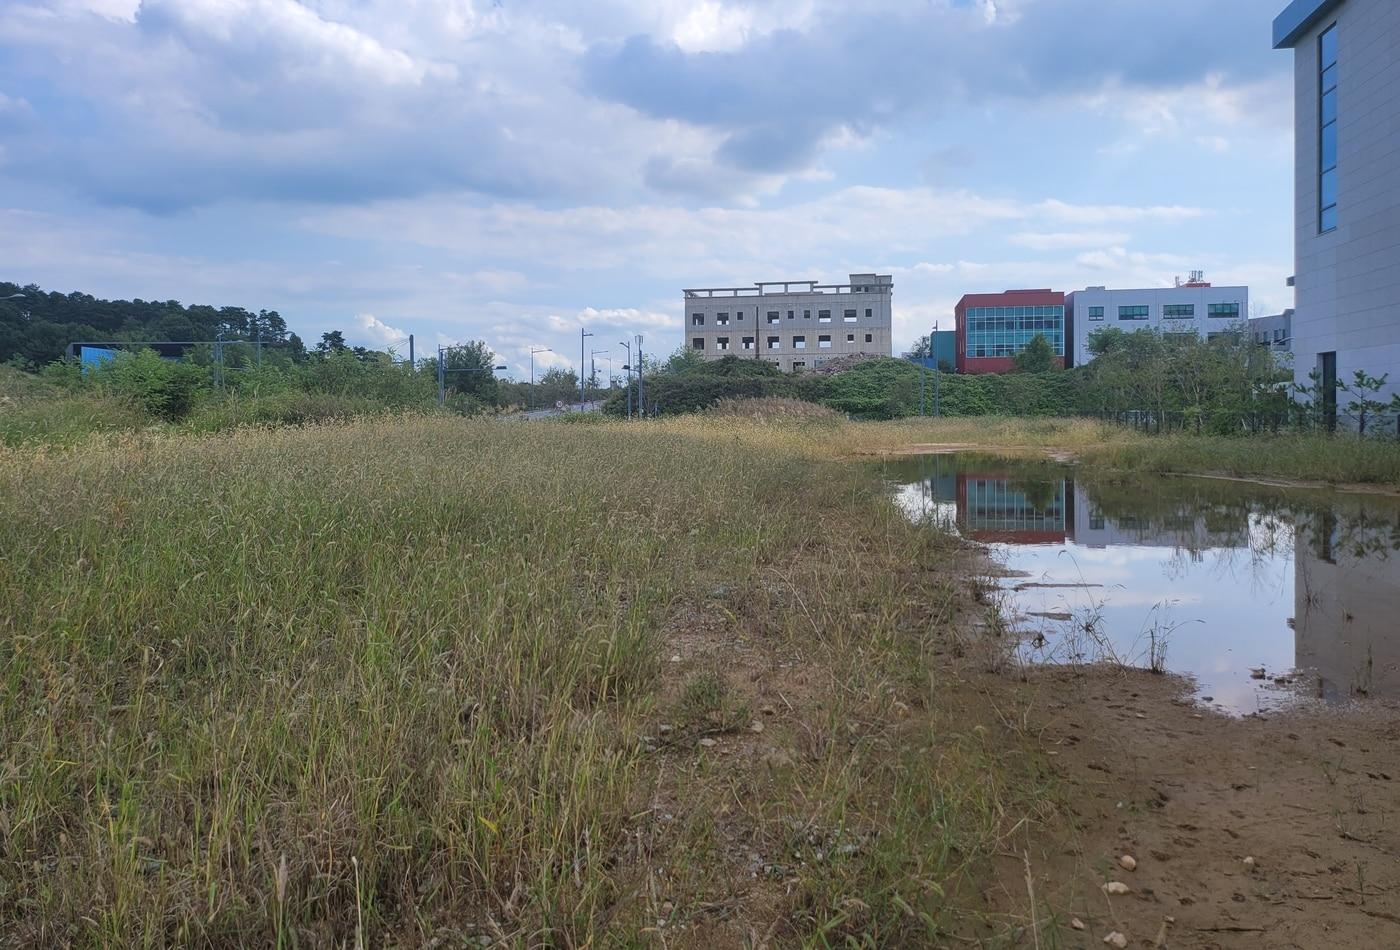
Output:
[
  {"xmin": 1065, "ymin": 282, "xmax": 1250, "ymax": 367},
  {"xmin": 682, "ymin": 275, "xmax": 893, "ymax": 373},
  {"xmin": 1275, "ymin": 0, "xmax": 1400, "ymax": 417}
]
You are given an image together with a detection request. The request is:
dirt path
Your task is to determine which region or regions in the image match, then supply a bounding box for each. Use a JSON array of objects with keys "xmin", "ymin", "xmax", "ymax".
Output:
[{"xmin": 997, "ymin": 668, "xmax": 1400, "ymax": 948}]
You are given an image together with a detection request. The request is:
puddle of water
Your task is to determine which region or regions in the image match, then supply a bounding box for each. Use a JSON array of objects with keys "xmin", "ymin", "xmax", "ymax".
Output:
[{"xmin": 883, "ymin": 453, "xmax": 1400, "ymax": 714}]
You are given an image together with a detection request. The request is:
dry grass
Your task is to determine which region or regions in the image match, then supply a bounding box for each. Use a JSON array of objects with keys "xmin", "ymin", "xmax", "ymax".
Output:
[{"xmin": 0, "ymin": 414, "xmax": 1054, "ymax": 946}]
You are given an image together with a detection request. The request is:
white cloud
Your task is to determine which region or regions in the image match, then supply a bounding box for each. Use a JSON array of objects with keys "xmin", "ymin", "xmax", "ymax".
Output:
[{"xmin": 353, "ymin": 312, "xmax": 408, "ymax": 347}]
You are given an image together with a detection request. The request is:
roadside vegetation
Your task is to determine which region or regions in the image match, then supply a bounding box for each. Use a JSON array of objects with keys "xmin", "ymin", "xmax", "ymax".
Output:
[{"xmin": 0, "ymin": 414, "xmax": 1055, "ymax": 945}]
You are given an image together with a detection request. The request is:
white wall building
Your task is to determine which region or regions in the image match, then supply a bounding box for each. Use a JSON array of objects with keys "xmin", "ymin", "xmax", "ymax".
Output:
[
  {"xmin": 1065, "ymin": 282, "xmax": 1250, "ymax": 367},
  {"xmin": 1275, "ymin": 0, "xmax": 1400, "ymax": 419},
  {"xmin": 682, "ymin": 275, "xmax": 893, "ymax": 373}
]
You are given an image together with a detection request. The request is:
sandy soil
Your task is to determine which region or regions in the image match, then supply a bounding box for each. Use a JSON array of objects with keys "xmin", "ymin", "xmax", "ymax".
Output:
[{"xmin": 993, "ymin": 667, "xmax": 1400, "ymax": 948}]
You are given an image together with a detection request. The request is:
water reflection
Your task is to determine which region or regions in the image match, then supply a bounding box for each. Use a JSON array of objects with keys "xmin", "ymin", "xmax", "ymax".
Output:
[{"xmin": 885, "ymin": 453, "xmax": 1400, "ymax": 713}]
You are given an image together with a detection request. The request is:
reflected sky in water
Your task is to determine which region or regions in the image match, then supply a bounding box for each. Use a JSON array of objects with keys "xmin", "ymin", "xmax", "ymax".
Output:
[{"xmin": 884, "ymin": 454, "xmax": 1400, "ymax": 714}]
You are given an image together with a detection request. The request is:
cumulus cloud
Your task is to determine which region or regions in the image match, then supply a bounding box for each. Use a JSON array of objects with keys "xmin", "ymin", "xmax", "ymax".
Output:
[{"xmin": 354, "ymin": 312, "xmax": 408, "ymax": 348}]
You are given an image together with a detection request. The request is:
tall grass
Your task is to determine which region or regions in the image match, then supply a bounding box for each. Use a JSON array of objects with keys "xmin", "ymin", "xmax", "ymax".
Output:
[{"xmin": 0, "ymin": 415, "xmax": 1050, "ymax": 944}]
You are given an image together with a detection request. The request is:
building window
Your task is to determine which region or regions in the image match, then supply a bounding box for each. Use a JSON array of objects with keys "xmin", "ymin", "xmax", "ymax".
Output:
[
  {"xmin": 691, "ymin": 313, "xmax": 705, "ymax": 326},
  {"xmin": 1320, "ymin": 23, "xmax": 1339, "ymax": 233},
  {"xmin": 865, "ymin": 333, "xmax": 873, "ymax": 344},
  {"xmin": 803, "ymin": 310, "xmax": 811, "ymax": 319},
  {"xmin": 716, "ymin": 312, "xmax": 730, "ymax": 326},
  {"xmin": 716, "ymin": 337, "xmax": 730, "ymax": 351},
  {"xmin": 787, "ymin": 310, "xmax": 794, "ymax": 320},
  {"xmin": 846, "ymin": 333, "xmax": 855, "ymax": 343},
  {"xmin": 843, "ymin": 309, "xmax": 857, "ymax": 323},
  {"xmin": 818, "ymin": 335, "xmax": 832, "ymax": 348},
  {"xmin": 1208, "ymin": 303, "xmax": 1241, "ymax": 319},
  {"xmin": 1088, "ymin": 306, "xmax": 1105, "ymax": 322},
  {"xmin": 865, "ymin": 308, "xmax": 873, "ymax": 319},
  {"xmin": 735, "ymin": 309, "xmax": 744, "ymax": 321},
  {"xmin": 818, "ymin": 310, "xmax": 831, "ymax": 323},
  {"xmin": 692, "ymin": 338, "xmax": 704, "ymax": 350},
  {"xmin": 767, "ymin": 311, "xmax": 780, "ymax": 324},
  {"xmin": 792, "ymin": 361, "xmax": 806, "ymax": 371},
  {"xmin": 793, "ymin": 336, "xmax": 807, "ymax": 349},
  {"xmin": 1118, "ymin": 306, "xmax": 1150, "ymax": 321},
  {"xmin": 767, "ymin": 336, "xmax": 780, "ymax": 350},
  {"xmin": 964, "ymin": 304, "xmax": 1066, "ymax": 358},
  {"xmin": 742, "ymin": 336, "xmax": 754, "ymax": 350},
  {"xmin": 1162, "ymin": 304, "xmax": 1195, "ymax": 319}
]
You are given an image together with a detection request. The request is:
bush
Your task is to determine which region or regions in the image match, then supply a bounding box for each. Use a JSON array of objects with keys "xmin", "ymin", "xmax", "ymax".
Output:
[{"xmin": 90, "ymin": 349, "xmax": 208, "ymax": 421}]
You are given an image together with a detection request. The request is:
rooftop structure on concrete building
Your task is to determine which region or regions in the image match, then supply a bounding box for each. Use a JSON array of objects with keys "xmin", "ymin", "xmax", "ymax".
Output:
[{"xmin": 683, "ymin": 275, "xmax": 892, "ymax": 373}]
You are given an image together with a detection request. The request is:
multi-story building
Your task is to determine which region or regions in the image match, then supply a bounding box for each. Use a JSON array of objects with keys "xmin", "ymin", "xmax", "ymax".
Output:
[
  {"xmin": 954, "ymin": 289, "xmax": 1066, "ymax": 375},
  {"xmin": 682, "ymin": 275, "xmax": 893, "ymax": 372},
  {"xmin": 1249, "ymin": 309, "xmax": 1294, "ymax": 353},
  {"xmin": 1065, "ymin": 281, "xmax": 1250, "ymax": 366},
  {"xmin": 1275, "ymin": 0, "xmax": 1400, "ymax": 419}
]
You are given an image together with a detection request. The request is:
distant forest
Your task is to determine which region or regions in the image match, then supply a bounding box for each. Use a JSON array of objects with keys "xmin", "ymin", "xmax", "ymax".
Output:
[{"xmin": 0, "ymin": 281, "xmax": 310, "ymax": 367}]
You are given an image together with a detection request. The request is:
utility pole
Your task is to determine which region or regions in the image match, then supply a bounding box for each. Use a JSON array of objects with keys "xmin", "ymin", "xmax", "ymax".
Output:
[
  {"xmin": 580, "ymin": 328, "xmax": 593, "ymax": 412},
  {"xmin": 437, "ymin": 344, "xmax": 445, "ymax": 405},
  {"xmin": 932, "ymin": 322, "xmax": 941, "ymax": 417},
  {"xmin": 619, "ymin": 339, "xmax": 633, "ymax": 420},
  {"xmin": 408, "ymin": 334, "xmax": 415, "ymax": 370}
]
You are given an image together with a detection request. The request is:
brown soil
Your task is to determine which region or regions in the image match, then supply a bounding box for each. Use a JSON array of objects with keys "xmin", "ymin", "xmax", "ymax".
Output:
[{"xmin": 993, "ymin": 667, "xmax": 1400, "ymax": 948}]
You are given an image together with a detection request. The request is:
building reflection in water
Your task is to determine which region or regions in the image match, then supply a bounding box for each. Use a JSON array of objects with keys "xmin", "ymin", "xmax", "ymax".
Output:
[{"xmin": 888, "ymin": 453, "xmax": 1400, "ymax": 706}]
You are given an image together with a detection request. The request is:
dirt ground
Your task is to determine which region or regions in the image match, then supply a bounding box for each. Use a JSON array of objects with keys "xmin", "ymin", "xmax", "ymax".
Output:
[{"xmin": 991, "ymin": 668, "xmax": 1400, "ymax": 949}]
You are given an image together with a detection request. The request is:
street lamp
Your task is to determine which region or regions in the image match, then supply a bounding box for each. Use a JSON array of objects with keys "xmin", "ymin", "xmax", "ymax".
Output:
[
  {"xmin": 592, "ymin": 349, "xmax": 612, "ymax": 391},
  {"xmin": 618, "ymin": 340, "xmax": 633, "ymax": 420},
  {"xmin": 529, "ymin": 346, "xmax": 551, "ymax": 410},
  {"xmin": 437, "ymin": 343, "xmax": 506, "ymax": 406},
  {"xmin": 579, "ymin": 328, "xmax": 593, "ymax": 412}
]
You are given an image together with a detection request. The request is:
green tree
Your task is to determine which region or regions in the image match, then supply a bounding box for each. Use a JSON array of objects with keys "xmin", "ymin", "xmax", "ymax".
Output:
[
  {"xmin": 1012, "ymin": 334, "xmax": 1057, "ymax": 373},
  {"xmin": 663, "ymin": 345, "xmax": 707, "ymax": 374},
  {"xmin": 440, "ymin": 340, "xmax": 500, "ymax": 405}
]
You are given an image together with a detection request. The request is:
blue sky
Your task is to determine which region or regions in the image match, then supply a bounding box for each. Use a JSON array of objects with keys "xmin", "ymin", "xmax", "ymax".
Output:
[{"xmin": 0, "ymin": 0, "xmax": 1295, "ymax": 378}]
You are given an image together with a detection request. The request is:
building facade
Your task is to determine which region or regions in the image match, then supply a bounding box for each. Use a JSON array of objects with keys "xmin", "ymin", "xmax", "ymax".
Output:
[
  {"xmin": 954, "ymin": 289, "xmax": 1066, "ymax": 375},
  {"xmin": 682, "ymin": 275, "xmax": 893, "ymax": 372},
  {"xmin": 1249, "ymin": 309, "xmax": 1294, "ymax": 353},
  {"xmin": 1275, "ymin": 0, "xmax": 1400, "ymax": 414},
  {"xmin": 1065, "ymin": 283, "xmax": 1251, "ymax": 366}
]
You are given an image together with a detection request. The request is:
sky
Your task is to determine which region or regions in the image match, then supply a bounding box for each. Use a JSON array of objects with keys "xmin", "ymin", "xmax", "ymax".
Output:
[{"xmin": 0, "ymin": 0, "xmax": 1297, "ymax": 378}]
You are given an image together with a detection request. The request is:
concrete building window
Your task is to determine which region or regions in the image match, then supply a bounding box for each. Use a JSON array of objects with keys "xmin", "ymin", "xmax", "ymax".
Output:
[
  {"xmin": 803, "ymin": 310, "xmax": 811, "ymax": 319},
  {"xmin": 716, "ymin": 337, "xmax": 730, "ymax": 351},
  {"xmin": 716, "ymin": 312, "xmax": 730, "ymax": 326},
  {"xmin": 691, "ymin": 313, "xmax": 705, "ymax": 326},
  {"xmin": 818, "ymin": 335, "xmax": 832, "ymax": 348},
  {"xmin": 793, "ymin": 336, "xmax": 807, "ymax": 349},
  {"xmin": 865, "ymin": 333, "xmax": 873, "ymax": 344},
  {"xmin": 792, "ymin": 361, "xmax": 806, "ymax": 371},
  {"xmin": 767, "ymin": 311, "xmax": 780, "ymax": 324},
  {"xmin": 1163, "ymin": 304, "xmax": 1196, "ymax": 319},
  {"xmin": 846, "ymin": 333, "xmax": 855, "ymax": 343},
  {"xmin": 787, "ymin": 310, "xmax": 794, "ymax": 320},
  {"xmin": 735, "ymin": 310, "xmax": 744, "ymax": 321},
  {"xmin": 843, "ymin": 309, "xmax": 857, "ymax": 323},
  {"xmin": 1088, "ymin": 307, "xmax": 1105, "ymax": 322},
  {"xmin": 1319, "ymin": 23, "xmax": 1339, "ymax": 233},
  {"xmin": 1208, "ymin": 303, "xmax": 1241, "ymax": 318},
  {"xmin": 767, "ymin": 336, "xmax": 780, "ymax": 350},
  {"xmin": 1118, "ymin": 306, "xmax": 1149, "ymax": 321},
  {"xmin": 865, "ymin": 308, "xmax": 873, "ymax": 319},
  {"xmin": 692, "ymin": 338, "xmax": 704, "ymax": 350},
  {"xmin": 818, "ymin": 310, "xmax": 831, "ymax": 323},
  {"xmin": 742, "ymin": 336, "xmax": 754, "ymax": 350}
]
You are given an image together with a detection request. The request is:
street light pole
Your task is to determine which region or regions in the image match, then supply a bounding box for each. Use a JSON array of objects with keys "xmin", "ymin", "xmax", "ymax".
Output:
[
  {"xmin": 592, "ymin": 349, "xmax": 612, "ymax": 392},
  {"xmin": 619, "ymin": 340, "xmax": 633, "ymax": 420},
  {"xmin": 437, "ymin": 343, "xmax": 506, "ymax": 406},
  {"xmin": 932, "ymin": 321, "xmax": 941, "ymax": 418},
  {"xmin": 635, "ymin": 334, "xmax": 645, "ymax": 417},
  {"xmin": 529, "ymin": 346, "xmax": 551, "ymax": 410},
  {"xmin": 579, "ymin": 328, "xmax": 594, "ymax": 412}
]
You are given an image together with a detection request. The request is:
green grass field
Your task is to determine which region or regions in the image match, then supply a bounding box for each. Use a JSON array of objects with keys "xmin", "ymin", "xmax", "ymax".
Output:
[{"xmin": 0, "ymin": 415, "xmax": 1056, "ymax": 946}]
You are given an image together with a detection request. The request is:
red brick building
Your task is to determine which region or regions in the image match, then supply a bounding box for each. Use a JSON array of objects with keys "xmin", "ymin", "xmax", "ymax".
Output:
[{"xmin": 955, "ymin": 289, "xmax": 1067, "ymax": 375}]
